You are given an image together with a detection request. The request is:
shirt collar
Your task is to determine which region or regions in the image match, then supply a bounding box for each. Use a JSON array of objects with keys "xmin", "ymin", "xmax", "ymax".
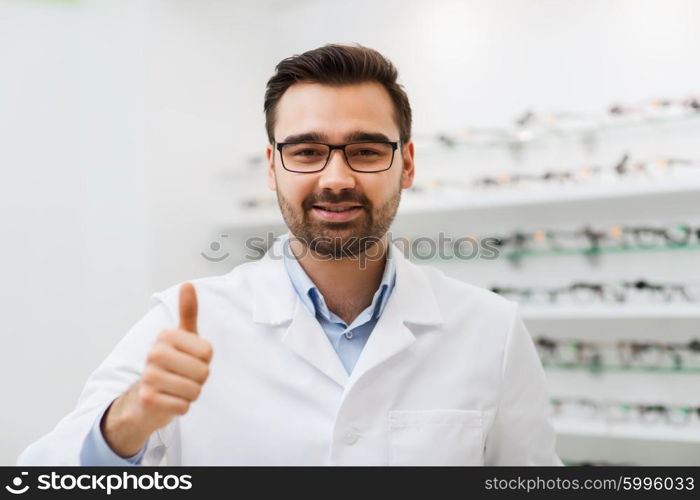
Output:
[{"xmin": 282, "ymin": 234, "xmax": 396, "ymax": 323}]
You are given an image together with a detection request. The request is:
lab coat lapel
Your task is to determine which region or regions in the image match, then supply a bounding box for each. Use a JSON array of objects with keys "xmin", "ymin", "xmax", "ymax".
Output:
[
  {"xmin": 251, "ymin": 233, "xmax": 349, "ymax": 387},
  {"xmin": 251, "ymin": 233, "xmax": 444, "ymax": 390},
  {"xmin": 345, "ymin": 240, "xmax": 444, "ymax": 388},
  {"xmin": 282, "ymin": 299, "xmax": 349, "ymax": 387},
  {"xmin": 344, "ymin": 284, "xmax": 415, "ymax": 388}
]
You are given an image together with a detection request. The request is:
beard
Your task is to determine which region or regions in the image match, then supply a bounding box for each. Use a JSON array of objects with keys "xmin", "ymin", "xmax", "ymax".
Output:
[{"xmin": 276, "ymin": 183, "xmax": 401, "ymax": 259}]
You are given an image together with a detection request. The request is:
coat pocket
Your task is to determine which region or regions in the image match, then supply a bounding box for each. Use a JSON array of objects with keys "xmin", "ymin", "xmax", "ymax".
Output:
[{"xmin": 387, "ymin": 409, "xmax": 484, "ymax": 466}]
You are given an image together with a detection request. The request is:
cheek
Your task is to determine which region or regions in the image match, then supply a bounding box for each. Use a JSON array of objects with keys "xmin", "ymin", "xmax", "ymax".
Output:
[
  {"xmin": 366, "ymin": 175, "xmax": 399, "ymax": 203},
  {"xmin": 276, "ymin": 172, "xmax": 318, "ymax": 204}
]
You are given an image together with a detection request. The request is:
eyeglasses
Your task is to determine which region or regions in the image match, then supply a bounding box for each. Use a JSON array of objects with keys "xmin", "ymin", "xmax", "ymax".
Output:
[
  {"xmin": 616, "ymin": 339, "xmax": 700, "ymax": 371},
  {"xmin": 514, "ymin": 109, "xmax": 604, "ymax": 132},
  {"xmin": 609, "ymin": 95, "xmax": 700, "ymax": 118},
  {"xmin": 414, "ymin": 92, "xmax": 700, "ymax": 150},
  {"xmin": 489, "ymin": 227, "xmax": 608, "ymax": 255},
  {"xmin": 613, "ymin": 154, "xmax": 700, "ymax": 178},
  {"xmin": 490, "ymin": 282, "xmax": 626, "ymax": 304},
  {"xmin": 470, "ymin": 165, "xmax": 604, "ymax": 189},
  {"xmin": 619, "ymin": 224, "xmax": 698, "ymax": 248},
  {"xmin": 490, "ymin": 280, "xmax": 700, "ymax": 305},
  {"xmin": 535, "ymin": 336, "xmax": 700, "ymax": 373},
  {"xmin": 621, "ymin": 279, "xmax": 698, "ymax": 303},
  {"xmin": 549, "ymin": 397, "xmax": 700, "ymax": 426},
  {"xmin": 274, "ymin": 141, "xmax": 399, "ymax": 173},
  {"xmin": 469, "ymin": 155, "xmax": 700, "ymax": 190},
  {"xmin": 487, "ymin": 223, "xmax": 700, "ymax": 257},
  {"xmin": 403, "ymin": 156, "xmax": 700, "ymax": 204}
]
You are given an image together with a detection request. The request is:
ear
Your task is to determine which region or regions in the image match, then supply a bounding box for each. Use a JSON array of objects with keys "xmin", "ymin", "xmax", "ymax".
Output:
[
  {"xmin": 399, "ymin": 140, "xmax": 415, "ymax": 189},
  {"xmin": 266, "ymin": 143, "xmax": 277, "ymax": 191}
]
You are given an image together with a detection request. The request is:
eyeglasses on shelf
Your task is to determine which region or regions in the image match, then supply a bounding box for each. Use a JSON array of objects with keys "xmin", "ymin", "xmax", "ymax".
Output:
[
  {"xmin": 549, "ymin": 397, "xmax": 700, "ymax": 426},
  {"xmin": 535, "ymin": 337, "xmax": 700, "ymax": 373},
  {"xmin": 490, "ymin": 280, "xmax": 700, "ymax": 305},
  {"xmin": 413, "ymin": 91, "xmax": 700, "ymax": 150},
  {"xmin": 486, "ymin": 223, "xmax": 700, "ymax": 258}
]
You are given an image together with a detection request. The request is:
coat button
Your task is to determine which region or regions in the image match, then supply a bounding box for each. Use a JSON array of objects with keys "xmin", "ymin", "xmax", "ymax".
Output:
[{"xmin": 342, "ymin": 428, "xmax": 360, "ymax": 445}]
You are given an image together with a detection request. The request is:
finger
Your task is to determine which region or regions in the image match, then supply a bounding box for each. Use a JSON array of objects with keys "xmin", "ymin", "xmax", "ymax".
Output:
[
  {"xmin": 142, "ymin": 366, "xmax": 202, "ymax": 402},
  {"xmin": 139, "ymin": 386, "xmax": 190, "ymax": 415},
  {"xmin": 178, "ymin": 282, "xmax": 198, "ymax": 334},
  {"xmin": 150, "ymin": 344, "xmax": 210, "ymax": 384},
  {"xmin": 160, "ymin": 329, "xmax": 213, "ymax": 363}
]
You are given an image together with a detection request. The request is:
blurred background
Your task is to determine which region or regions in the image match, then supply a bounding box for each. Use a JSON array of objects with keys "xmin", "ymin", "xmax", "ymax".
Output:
[{"xmin": 2, "ymin": 0, "xmax": 699, "ymax": 465}]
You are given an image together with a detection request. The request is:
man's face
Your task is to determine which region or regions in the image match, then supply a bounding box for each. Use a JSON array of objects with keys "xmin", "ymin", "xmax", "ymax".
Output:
[{"xmin": 265, "ymin": 81, "xmax": 415, "ymax": 258}]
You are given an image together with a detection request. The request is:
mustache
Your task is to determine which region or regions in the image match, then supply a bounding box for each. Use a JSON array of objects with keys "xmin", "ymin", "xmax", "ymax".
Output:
[{"xmin": 302, "ymin": 191, "xmax": 371, "ymax": 209}]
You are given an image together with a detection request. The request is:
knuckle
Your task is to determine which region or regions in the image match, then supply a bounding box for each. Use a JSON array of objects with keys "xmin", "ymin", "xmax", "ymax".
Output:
[
  {"xmin": 176, "ymin": 401, "xmax": 190, "ymax": 415},
  {"xmin": 201, "ymin": 341, "xmax": 213, "ymax": 361},
  {"xmin": 141, "ymin": 366, "xmax": 159, "ymax": 385},
  {"xmin": 147, "ymin": 345, "xmax": 165, "ymax": 364},
  {"xmin": 139, "ymin": 386, "xmax": 156, "ymax": 408},
  {"xmin": 191, "ymin": 384, "xmax": 202, "ymax": 401},
  {"xmin": 157, "ymin": 328, "xmax": 174, "ymax": 342}
]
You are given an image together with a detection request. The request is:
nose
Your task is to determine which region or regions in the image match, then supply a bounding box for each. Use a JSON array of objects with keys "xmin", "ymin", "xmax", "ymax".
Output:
[{"xmin": 317, "ymin": 148, "xmax": 356, "ymax": 192}]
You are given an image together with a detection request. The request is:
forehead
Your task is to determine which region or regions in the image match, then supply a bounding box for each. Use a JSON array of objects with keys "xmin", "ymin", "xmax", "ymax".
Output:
[{"xmin": 274, "ymin": 81, "xmax": 399, "ymax": 142}]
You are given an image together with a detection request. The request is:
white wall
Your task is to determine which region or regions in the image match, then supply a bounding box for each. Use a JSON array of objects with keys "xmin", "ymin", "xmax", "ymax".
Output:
[
  {"xmin": 2, "ymin": 0, "xmax": 699, "ymax": 465},
  {"xmin": 0, "ymin": 0, "xmax": 151, "ymax": 464}
]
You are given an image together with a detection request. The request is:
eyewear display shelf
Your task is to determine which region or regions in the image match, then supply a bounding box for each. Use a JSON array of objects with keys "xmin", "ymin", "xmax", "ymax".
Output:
[
  {"xmin": 216, "ymin": 175, "xmax": 700, "ymax": 231},
  {"xmin": 215, "ymin": 106, "xmax": 700, "ymax": 466}
]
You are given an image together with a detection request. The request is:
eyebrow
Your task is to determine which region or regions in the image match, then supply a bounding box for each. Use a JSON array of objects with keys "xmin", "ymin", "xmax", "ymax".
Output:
[{"xmin": 280, "ymin": 131, "xmax": 393, "ymax": 143}]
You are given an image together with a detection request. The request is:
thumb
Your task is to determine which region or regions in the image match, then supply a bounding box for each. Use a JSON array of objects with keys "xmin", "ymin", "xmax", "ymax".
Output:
[{"xmin": 178, "ymin": 282, "xmax": 198, "ymax": 334}]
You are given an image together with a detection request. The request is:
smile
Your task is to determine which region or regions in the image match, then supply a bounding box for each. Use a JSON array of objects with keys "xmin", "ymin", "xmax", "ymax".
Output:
[{"xmin": 311, "ymin": 205, "xmax": 363, "ymax": 222}]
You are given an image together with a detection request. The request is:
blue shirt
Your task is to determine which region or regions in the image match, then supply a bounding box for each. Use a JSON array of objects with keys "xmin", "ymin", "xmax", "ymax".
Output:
[{"xmin": 80, "ymin": 235, "xmax": 396, "ymax": 465}]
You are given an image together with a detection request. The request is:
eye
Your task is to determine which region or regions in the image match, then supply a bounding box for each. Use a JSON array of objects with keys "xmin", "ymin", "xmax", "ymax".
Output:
[{"xmin": 294, "ymin": 149, "xmax": 323, "ymax": 157}]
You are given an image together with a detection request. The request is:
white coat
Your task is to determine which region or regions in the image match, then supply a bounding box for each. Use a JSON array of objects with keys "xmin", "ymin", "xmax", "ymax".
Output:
[{"xmin": 18, "ymin": 233, "xmax": 562, "ymax": 466}]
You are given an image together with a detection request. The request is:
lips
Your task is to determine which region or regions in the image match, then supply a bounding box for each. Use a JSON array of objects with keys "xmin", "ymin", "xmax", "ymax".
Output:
[
  {"xmin": 312, "ymin": 203, "xmax": 363, "ymax": 212},
  {"xmin": 311, "ymin": 204, "xmax": 364, "ymax": 222}
]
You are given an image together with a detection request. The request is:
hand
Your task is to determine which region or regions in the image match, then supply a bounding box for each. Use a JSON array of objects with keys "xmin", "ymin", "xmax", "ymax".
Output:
[{"xmin": 102, "ymin": 282, "xmax": 213, "ymax": 457}]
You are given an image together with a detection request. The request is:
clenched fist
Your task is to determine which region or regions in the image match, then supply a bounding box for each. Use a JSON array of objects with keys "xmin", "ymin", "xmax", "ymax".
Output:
[{"xmin": 101, "ymin": 283, "xmax": 213, "ymax": 458}]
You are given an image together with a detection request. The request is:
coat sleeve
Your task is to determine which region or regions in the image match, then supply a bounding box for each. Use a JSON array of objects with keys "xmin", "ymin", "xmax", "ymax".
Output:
[
  {"xmin": 483, "ymin": 305, "xmax": 563, "ymax": 465},
  {"xmin": 16, "ymin": 293, "xmax": 181, "ymax": 466}
]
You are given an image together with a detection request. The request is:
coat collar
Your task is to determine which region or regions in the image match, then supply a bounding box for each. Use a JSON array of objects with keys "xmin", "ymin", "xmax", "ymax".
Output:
[
  {"xmin": 249, "ymin": 231, "xmax": 444, "ymax": 387},
  {"xmin": 252, "ymin": 232, "xmax": 443, "ymax": 326},
  {"xmin": 282, "ymin": 232, "xmax": 397, "ymax": 324}
]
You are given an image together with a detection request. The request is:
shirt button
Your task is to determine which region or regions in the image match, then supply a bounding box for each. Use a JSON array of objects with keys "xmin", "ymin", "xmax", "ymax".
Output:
[
  {"xmin": 342, "ymin": 428, "xmax": 360, "ymax": 445},
  {"xmin": 344, "ymin": 330, "xmax": 354, "ymax": 340}
]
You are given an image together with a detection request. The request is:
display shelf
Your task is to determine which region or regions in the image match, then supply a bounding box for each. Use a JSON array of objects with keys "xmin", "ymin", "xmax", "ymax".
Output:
[
  {"xmin": 405, "ymin": 243, "xmax": 700, "ymax": 265},
  {"xmin": 500, "ymin": 243, "xmax": 700, "ymax": 260},
  {"xmin": 543, "ymin": 365, "xmax": 700, "ymax": 375},
  {"xmin": 400, "ymin": 175, "xmax": 700, "ymax": 213},
  {"xmin": 414, "ymin": 111, "xmax": 700, "ymax": 150},
  {"xmin": 220, "ymin": 177, "xmax": 700, "ymax": 231},
  {"xmin": 522, "ymin": 306, "xmax": 700, "ymax": 321},
  {"xmin": 553, "ymin": 419, "xmax": 700, "ymax": 444}
]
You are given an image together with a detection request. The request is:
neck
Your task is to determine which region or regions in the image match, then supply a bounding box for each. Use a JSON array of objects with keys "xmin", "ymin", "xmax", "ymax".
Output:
[{"xmin": 288, "ymin": 233, "xmax": 389, "ymax": 324}]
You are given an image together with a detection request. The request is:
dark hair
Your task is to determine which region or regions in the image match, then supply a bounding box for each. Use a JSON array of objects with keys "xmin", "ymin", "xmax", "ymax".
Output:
[{"xmin": 264, "ymin": 43, "xmax": 412, "ymax": 145}]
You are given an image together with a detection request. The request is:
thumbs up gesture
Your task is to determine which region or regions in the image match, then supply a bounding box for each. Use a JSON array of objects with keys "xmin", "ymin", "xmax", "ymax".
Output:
[
  {"xmin": 102, "ymin": 283, "xmax": 213, "ymax": 457},
  {"xmin": 137, "ymin": 282, "xmax": 213, "ymax": 425}
]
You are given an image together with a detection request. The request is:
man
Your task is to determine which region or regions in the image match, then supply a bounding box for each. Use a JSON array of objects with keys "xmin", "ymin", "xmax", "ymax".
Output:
[{"xmin": 18, "ymin": 44, "xmax": 562, "ymax": 466}]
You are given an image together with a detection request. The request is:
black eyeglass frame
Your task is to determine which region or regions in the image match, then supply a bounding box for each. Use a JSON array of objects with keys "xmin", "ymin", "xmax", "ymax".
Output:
[{"xmin": 274, "ymin": 140, "xmax": 400, "ymax": 173}]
